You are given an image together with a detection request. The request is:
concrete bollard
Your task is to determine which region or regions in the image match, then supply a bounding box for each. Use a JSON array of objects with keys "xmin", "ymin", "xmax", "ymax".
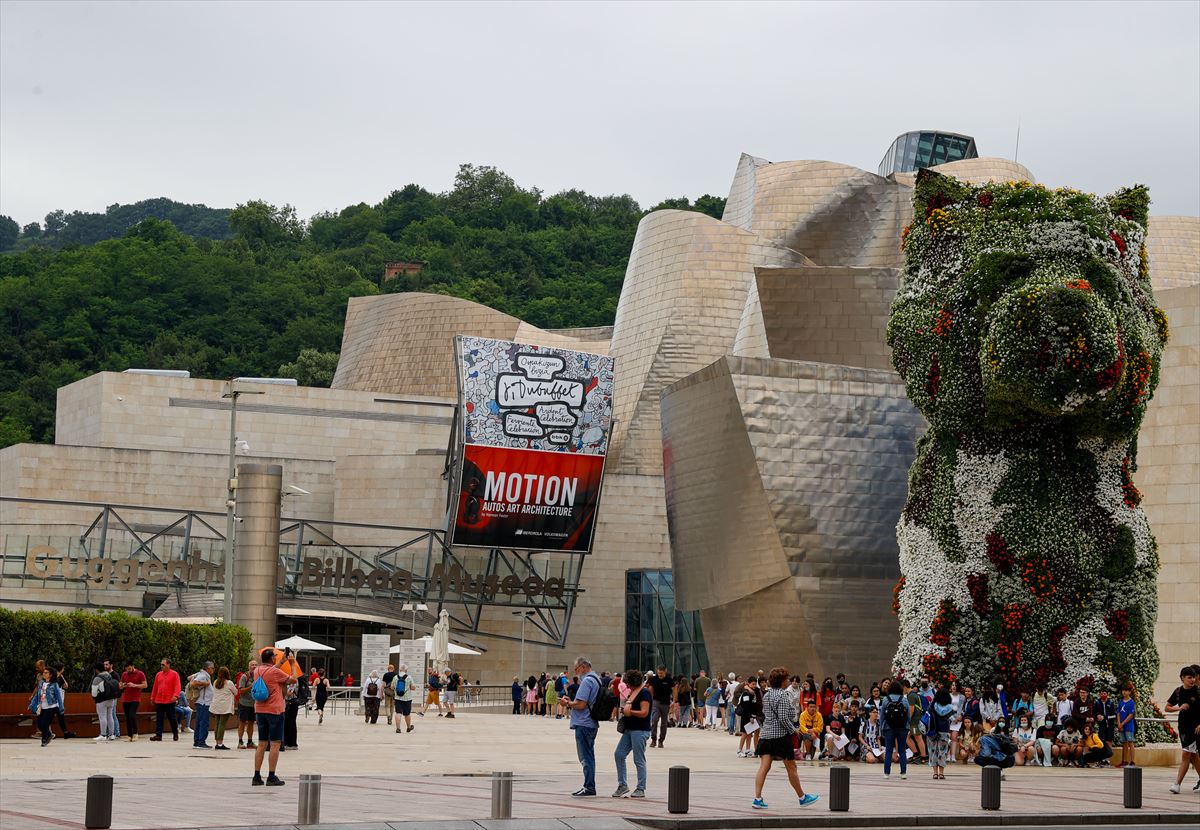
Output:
[
  {"xmin": 828, "ymin": 764, "xmax": 850, "ymax": 812},
  {"xmin": 1123, "ymin": 765, "xmax": 1142, "ymax": 809},
  {"xmin": 490, "ymin": 771, "xmax": 513, "ymax": 819},
  {"xmin": 667, "ymin": 765, "xmax": 689, "ymax": 814},
  {"xmin": 84, "ymin": 774, "xmax": 113, "ymax": 829},
  {"xmin": 980, "ymin": 765, "xmax": 1001, "ymax": 811},
  {"xmin": 297, "ymin": 774, "xmax": 322, "ymax": 825}
]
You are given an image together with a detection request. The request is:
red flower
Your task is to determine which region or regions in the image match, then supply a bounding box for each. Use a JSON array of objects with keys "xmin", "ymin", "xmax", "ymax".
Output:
[
  {"xmin": 1104, "ymin": 609, "xmax": 1130, "ymax": 640},
  {"xmin": 967, "ymin": 573, "xmax": 989, "ymax": 615},
  {"xmin": 925, "ymin": 192, "xmax": 952, "ymax": 218},
  {"xmin": 1120, "ymin": 458, "xmax": 1142, "ymax": 508},
  {"xmin": 1110, "ymin": 231, "xmax": 1127, "ymax": 256},
  {"xmin": 933, "ymin": 309, "xmax": 953, "ymax": 338},
  {"xmin": 892, "ymin": 576, "xmax": 905, "ymax": 615},
  {"xmin": 1096, "ymin": 330, "xmax": 1125, "ymax": 390},
  {"xmin": 1021, "ymin": 556, "xmax": 1055, "ymax": 599},
  {"xmin": 1065, "ymin": 278, "xmax": 1092, "ymax": 292},
  {"xmin": 926, "ymin": 353, "xmax": 941, "ymax": 399},
  {"xmin": 978, "ymin": 191, "xmax": 994, "ymax": 208},
  {"xmin": 986, "ymin": 533, "xmax": 1014, "ymax": 574}
]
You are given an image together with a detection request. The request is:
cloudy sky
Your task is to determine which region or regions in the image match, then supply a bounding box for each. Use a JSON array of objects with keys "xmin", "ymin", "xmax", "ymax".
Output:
[{"xmin": 2, "ymin": 0, "xmax": 1198, "ymax": 225}]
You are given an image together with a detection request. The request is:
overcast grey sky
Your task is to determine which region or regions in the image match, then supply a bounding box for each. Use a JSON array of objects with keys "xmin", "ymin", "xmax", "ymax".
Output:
[{"xmin": 2, "ymin": 0, "xmax": 1198, "ymax": 225}]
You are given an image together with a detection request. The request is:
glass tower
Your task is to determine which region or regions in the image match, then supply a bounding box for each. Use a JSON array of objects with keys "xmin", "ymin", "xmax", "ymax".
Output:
[
  {"xmin": 624, "ymin": 569, "xmax": 709, "ymax": 676},
  {"xmin": 878, "ymin": 131, "xmax": 978, "ymax": 177}
]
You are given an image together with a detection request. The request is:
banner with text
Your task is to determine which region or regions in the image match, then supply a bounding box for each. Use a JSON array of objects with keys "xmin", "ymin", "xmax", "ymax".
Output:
[{"xmin": 451, "ymin": 336, "xmax": 615, "ymax": 552}]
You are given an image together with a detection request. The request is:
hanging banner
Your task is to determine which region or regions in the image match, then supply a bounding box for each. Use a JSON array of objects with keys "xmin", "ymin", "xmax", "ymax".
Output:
[{"xmin": 451, "ymin": 336, "xmax": 615, "ymax": 552}]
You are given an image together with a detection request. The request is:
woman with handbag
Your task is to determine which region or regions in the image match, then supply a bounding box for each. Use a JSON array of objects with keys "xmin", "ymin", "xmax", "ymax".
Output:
[{"xmin": 612, "ymin": 669, "xmax": 652, "ymax": 799}]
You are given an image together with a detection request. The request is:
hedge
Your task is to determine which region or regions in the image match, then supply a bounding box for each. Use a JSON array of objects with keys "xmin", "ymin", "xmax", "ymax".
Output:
[{"xmin": 0, "ymin": 608, "xmax": 254, "ymax": 693}]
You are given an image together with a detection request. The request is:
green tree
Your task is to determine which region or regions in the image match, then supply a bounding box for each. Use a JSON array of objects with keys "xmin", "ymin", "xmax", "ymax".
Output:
[
  {"xmin": 0, "ymin": 215, "xmax": 18, "ymax": 251},
  {"xmin": 0, "ymin": 414, "xmax": 31, "ymax": 448},
  {"xmin": 278, "ymin": 348, "xmax": 340, "ymax": 387}
]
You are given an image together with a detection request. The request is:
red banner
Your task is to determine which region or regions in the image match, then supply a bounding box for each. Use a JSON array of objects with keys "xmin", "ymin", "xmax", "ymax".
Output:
[{"xmin": 452, "ymin": 445, "xmax": 604, "ymax": 551}]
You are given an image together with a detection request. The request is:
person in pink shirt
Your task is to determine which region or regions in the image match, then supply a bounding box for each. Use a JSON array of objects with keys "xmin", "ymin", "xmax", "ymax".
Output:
[{"xmin": 252, "ymin": 648, "xmax": 291, "ymax": 787}]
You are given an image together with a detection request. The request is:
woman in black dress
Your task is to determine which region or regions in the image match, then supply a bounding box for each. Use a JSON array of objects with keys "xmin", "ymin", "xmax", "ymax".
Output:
[{"xmin": 315, "ymin": 669, "xmax": 329, "ymax": 724}]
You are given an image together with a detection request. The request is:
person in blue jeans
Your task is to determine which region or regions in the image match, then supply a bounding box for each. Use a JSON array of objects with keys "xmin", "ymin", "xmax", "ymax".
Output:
[
  {"xmin": 880, "ymin": 678, "xmax": 911, "ymax": 779},
  {"xmin": 613, "ymin": 669, "xmax": 652, "ymax": 798},
  {"xmin": 565, "ymin": 656, "xmax": 600, "ymax": 797},
  {"xmin": 175, "ymin": 690, "xmax": 194, "ymax": 732}
]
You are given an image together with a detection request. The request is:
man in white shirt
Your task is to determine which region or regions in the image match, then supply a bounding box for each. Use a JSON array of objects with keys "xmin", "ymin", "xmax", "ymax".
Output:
[{"xmin": 189, "ymin": 661, "xmax": 214, "ymax": 749}]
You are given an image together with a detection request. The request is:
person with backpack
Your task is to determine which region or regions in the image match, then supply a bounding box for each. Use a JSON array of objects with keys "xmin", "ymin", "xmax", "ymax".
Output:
[
  {"xmin": 381, "ymin": 664, "xmax": 397, "ymax": 722},
  {"xmin": 236, "ymin": 659, "xmax": 258, "ymax": 749},
  {"xmin": 90, "ymin": 661, "xmax": 120, "ymax": 741},
  {"xmin": 188, "ymin": 661, "xmax": 215, "ymax": 749},
  {"xmin": 565, "ymin": 656, "xmax": 609, "ymax": 797},
  {"xmin": 361, "ymin": 670, "xmax": 384, "ymax": 724},
  {"xmin": 881, "ymin": 676, "xmax": 911, "ymax": 779},
  {"xmin": 251, "ymin": 648, "xmax": 291, "ymax": 787},
  {"xmin": 392, "ymin": 663, "xmax": 415, "ymax": 734}
]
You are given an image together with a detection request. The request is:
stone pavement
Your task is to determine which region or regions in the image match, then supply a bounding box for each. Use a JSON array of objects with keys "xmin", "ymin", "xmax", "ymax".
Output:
[{"xmin": 1, "ymin": 711, "xmax": 1196, "ymax": 829}]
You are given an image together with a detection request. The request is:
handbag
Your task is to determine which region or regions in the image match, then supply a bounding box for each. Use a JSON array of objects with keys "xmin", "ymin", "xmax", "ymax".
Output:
[{"xmin": 616, "ymin": 716, "xmax": 626, "ymax": 734}]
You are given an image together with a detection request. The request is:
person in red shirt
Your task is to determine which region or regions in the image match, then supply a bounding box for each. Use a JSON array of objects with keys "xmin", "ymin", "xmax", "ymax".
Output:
[
  {"xmin": 149, "ymin": 658, "xmax": 181, "ymax": 741},
  {"xmin": 119, "ymin": 662, "xmax": 147, "ymax": 742},
  {"xmin": 253, "ymin": 648, "xmax": 291, "ymax": 786}
]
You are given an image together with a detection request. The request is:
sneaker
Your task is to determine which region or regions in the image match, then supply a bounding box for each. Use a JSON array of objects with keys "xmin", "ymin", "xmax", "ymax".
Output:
[
  {"xmin": 570, "ymin": 787, "xmax": 596, "ymax": 797},
  {"xmin": 611, "ymin": 784, "xmax": 630, "ymax": 798},
  {"xmin": 883, "ymin": 772, "xmax": 891, "ymax": 778},
  {"xmin": 649, "ymin": 740, "xmax": 657, "ymax": 748},
  {"xmin": 65, "ymin": 732, "xmax": 77, "ymax": 739},
  {"xmin": 215, "ymin": 745, "xmax": 231, "ymax": 751},
  {"xmin": 631, "ymin": 788, "xmax": 645, "ymax": 798},
  {"xmin": 1193, "ymin": 780, "xmax": 1199, "ymax": 791},
  {"xmin": 266, "ymin": 774, "xmax": 285, "ymax": 787},
  {"xmin": 149, "ymin": 735, "xmax": 162, "ymax": 741},
  {"xmin": 252, "ymin": 774, "xmax": 264, "ymax": 786},
  {"xmin": 799, "ymin": 794, "xmax": 819, "ymax": 807},
  {"xmin": 94, "ymin": 736, "xmax": 107, "ymax": 742},
  {"xmin": 194, "ymin": 743, "xmax": 212, "ymax": 749},
  {"xmin": 900, "ymin": 773, "xmax": 907, "ymax": 780},
  {"xmin": 407, "ymin": 725, "xmax": 414, "ymax": 733},
  {"xmin": 1169, "ymin": 783, "xmax": 1180, "ymax": 794},
  {"xmin": 245, "ymin": 742, "xmax": 256, "ymax": 749},
  {"xmin": 751, "ymin": 797, "xmax": 768, "ymax": 809},
  {"xmin": 106, "ymin": 735, "xmax": 117, "ymax": 741},
  {"xmin": 445, "ymin": 713, "xmax": 455, "ymax": 719},
  {"xmin": 396, "ymin": 728, "xmax": 402, "ymax": 734}
]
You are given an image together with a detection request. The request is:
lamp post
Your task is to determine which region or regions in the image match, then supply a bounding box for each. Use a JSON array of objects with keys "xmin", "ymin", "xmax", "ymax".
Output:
[
  {"xmin": 222, "ymin": 377, "xmax": 296, "ymax": 627},
  {"xmin": 401, "ymin": 602, "xmax": 429, "ymax": 640},
  {"xmin": 512, "ymin": 610, "xmax": 535, "ymax": 681}
]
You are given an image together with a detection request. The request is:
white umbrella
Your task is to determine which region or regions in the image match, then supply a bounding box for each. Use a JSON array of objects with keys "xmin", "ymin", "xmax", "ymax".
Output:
[
  {"xmin": 389, "ymin": 635, "xmax": 481, "ymax": 656},
  {"xmin": 275, "ymin": 635, "xmax": 334, "ymax": 652}
]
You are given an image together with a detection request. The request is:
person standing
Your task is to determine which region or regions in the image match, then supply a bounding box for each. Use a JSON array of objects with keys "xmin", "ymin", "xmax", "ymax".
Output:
[
  {"xmin": 90, "ymin": 662, "xmax": 118, "ymax": 741},
  {"xmin": 1164, "ymin": 664, "xmax": 1200, "ymax": 794},
  {"xmin": 1095, "ymin": 687, "xmax": 1118, "ymax": 756},
  {"xmin": 511, "ymin": 676, "xmax": 522, "ymax": 715},
  {"xmin": 119, "ymin": 661, "xmax": 147, "ymax": 742},
  {"xmin": 189, "ymin": 661, "xmax": 214, "ymax": 749},
  {"xmin": 283, "ymin": 673, "xmax": 304, "ymax": 749},
  {"xmin": 252, "ymin": 648, "xmax": 291, "ymax": 786},
  {"xmin": 421, "ymin": 669, "xmax": 443, "ymax": 717},
  {"xmin": 236, "ymin": 659, "xmax": 258, "ymax": 749},
  {"xmin": 566, "ymin": 656, "xmax": 601, "ymax": 797},
  {"xmin": 612, "ymin": 669, "xmax": 652, "ymax": 798},
  {"xmin": 1117, "ymin": 684, "xmax": 1137, "ymax": 768},
  {"xmin": 927, "ymin": 688, "xmax": 954, "ymax": 779},
  {"xmin": 314, "ymin": 668, "xmax": 329, "ymax": 725},
  {"xmin": 102, "ymin": 660, "xmax": 122, "ymax": 738},
  {"xmin": 693, "ymin": 670, "xmax": 710, "ymax": 727},
  {"xmin": 647, "ymin": 666, "xmax": 673, "ymax": 749},
  {"xmin": 444, "ymin": 669, "xmax": 459, "ymax": 718},
  {"xmin": 29, "ymin": 667, "xmax": 64, "ymax": 746},
  {"xmin": 361, "ymin": 670, "xmax": 383, "ymax": 724},
  {"xmin": 210, "ymin": 667, "xmax": 236, "ymax": 750},
  {"xmin": 881, "ymin": 677, "xmax": 911, "ymax": 779},
  {"xmin": 751, "ymin": 667, "xmax": 819, "ymax": 810},
  {"xmin": 52, "ymin": 663, "xmax": 74, "ymax": 739},
  {"xmin": 381, "ymin": 664, "xmax": 397, "ymax": 723},
  {"xmin": 392, "ymin": 663, "xmax": 415, "ymax": 734},
  {"xmin": 149, "ymin": 658, "xmax": 181, "ymax": 741}
]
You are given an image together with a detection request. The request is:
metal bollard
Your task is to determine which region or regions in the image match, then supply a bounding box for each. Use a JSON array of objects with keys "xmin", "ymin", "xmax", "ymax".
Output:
[
  {"xmin": 980, "ymin": 765, "xmax": 1001, "ymax": 810},
  {"xmin": 490, "ymin": 771, "xmax": 513, "ymax": 820},
  {"xmin": 1123, "ymin": 765, "xmax": 1142, "ymax": 809},
  {"xmin": 84, "ymin": 774, "xmax": 113, "ymax": 829},
  {"xmin": 828, "ymin": 764, "xmax": 850, "ymax": 812},
  {"xmin": 667, "ymin": 765, "xmax": 689, "ymax": 814},
  {"xmin": 297, "ymin": 774, "xmax": 322, "ymax": 825}
]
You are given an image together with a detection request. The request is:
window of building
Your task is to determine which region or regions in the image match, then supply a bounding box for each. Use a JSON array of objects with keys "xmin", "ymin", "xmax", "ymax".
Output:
[{"xmin": 624, "ymin": 569, "xmax": 708, "ymax": 677}]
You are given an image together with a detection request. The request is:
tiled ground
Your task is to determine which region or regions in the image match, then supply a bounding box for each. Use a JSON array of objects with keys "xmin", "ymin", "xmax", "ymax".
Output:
[{"xmin": 2, "ymin": 711, "xmax": 1196, "ymax": 829}]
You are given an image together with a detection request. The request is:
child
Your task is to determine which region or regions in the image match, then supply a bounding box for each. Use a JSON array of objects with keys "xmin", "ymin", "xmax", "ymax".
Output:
[
  {"xmin": 1014, "ymin": 714, "xmax": 1038, "ymax": 766},
  {"xmin": 862, "ymin": 709, "xmax": 884, "ymax": 763},
  {"xmin": 1055, "ymin": 688, "xmax": 1073, "ymax": 726},
  {"xmin": 1081, "ymin": 723, "xmax": 1112, "ymax": 767},
  {"xmin": 957, "ymin": 718, "xmax": 980, "ymax": 763},
  {"xmin": 1117, "ymin": 684, "xmax": 1137, "ymax": 768},
  {"xmin": 1055, "ymin": 718, "xmax": 1084, "ymax": 767},
  {"xmin": 1163, "ymin": 664, "xmax": 1200, "ymax": 794},
  {"xmin": 1035, "ymin": 717, "xmax": 1057, "ymax": 767}
]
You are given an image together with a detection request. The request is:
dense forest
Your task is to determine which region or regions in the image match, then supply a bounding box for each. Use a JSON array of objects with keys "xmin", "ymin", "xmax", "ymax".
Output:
[{"xmin": 0, "ymin": 164, "xmax": 724, "ymax": 447}]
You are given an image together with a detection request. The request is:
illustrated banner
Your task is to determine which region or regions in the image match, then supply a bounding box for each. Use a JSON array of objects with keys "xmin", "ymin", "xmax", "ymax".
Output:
[{"xmin": 451, "ymin": 336, "xmax": 615, "ymax": 552}]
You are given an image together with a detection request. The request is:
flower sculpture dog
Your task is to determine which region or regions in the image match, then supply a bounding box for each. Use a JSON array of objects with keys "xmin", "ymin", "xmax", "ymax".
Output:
[{"xmin": 888, "ymin": 170, "xmax": 1168, "ymax": 710}]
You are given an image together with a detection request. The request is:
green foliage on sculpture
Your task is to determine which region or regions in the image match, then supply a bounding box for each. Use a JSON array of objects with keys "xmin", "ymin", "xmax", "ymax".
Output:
[{"xmin": 887, "ymin": 171, "xmax": 1171, "ymax": 742}]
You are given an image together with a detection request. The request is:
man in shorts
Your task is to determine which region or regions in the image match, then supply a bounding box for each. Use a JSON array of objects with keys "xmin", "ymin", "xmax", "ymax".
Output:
[
  {"xmin": 252, "ymin": 648, "xmax": 290, "ymax": 787},
  {"xmin": 236, "ymin": 659, "xmax": 258, "ymax": 749},
  {"xmin": 1165, "ymin": 664, "xmax": 1200, "ymax": 794},
  {"xmin": 392, "ymin": 663, "xmax": 415, "ymax": 734},
  {"xmin": 420, "ymin": 668, "xmax": 443, "ymax": 717},
  {"xmin": 443, "ymin": 669, "xmax": 459, "ymax": 719}
]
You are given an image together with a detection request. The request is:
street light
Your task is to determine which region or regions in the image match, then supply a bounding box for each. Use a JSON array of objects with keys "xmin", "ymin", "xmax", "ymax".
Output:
[
  {"xmin": 512, "ymin": 610, "xmax": 536, "ymax": 681},
  {"xmin": 401, "ymin": 603, "xmax": 429, "ymax": 640},
  {"xmin": 222, "ymin": 376, "xmax": 296, "ymax": 627}
]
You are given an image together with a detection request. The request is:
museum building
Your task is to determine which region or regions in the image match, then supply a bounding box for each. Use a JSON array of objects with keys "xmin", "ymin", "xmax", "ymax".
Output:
[{"xmin": 2, "ymin": 133, "xmax": 1196, "ymax": 697}]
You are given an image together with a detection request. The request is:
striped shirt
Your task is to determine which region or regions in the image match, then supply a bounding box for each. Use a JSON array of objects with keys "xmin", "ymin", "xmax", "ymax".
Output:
[{"xmin": 759, "ymin": 687, "xmax": 799, "ymax": 740}]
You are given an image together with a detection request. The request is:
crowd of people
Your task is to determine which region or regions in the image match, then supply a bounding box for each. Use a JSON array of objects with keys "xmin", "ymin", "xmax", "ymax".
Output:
[{"xmin": 545, "ymin": 658, "xmax": 1200, "ymax": 806}]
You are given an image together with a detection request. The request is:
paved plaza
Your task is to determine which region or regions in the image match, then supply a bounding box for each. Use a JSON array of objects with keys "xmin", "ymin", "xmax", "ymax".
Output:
[{"xmin": 1, "ymin": 709, "xmax": 1197, "ymax": 829}]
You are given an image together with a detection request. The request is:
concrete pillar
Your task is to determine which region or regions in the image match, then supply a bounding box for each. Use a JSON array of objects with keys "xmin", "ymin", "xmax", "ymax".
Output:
[{"xmin": 232, "ymin": 463, "xmax": 281, "ymax": 651}]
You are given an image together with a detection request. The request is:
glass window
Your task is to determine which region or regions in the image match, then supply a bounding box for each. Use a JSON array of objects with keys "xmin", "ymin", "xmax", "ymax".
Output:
[{"xmin": 624, "ymin": 568, "xmax": 708, "ymax": 677}]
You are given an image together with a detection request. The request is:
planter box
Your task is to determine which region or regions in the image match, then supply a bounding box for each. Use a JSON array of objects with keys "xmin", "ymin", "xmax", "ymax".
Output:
[{"xmin": 0, "ymin": 692, "xmax": 158, "ymax": 739}]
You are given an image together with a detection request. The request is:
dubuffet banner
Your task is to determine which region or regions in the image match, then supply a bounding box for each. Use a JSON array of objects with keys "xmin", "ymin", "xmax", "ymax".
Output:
[{"xmin": 451, "ymin": 336, "xmax": 615, "ymax": 552}]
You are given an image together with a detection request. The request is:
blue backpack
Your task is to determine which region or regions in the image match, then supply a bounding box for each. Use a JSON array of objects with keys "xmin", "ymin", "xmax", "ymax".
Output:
[{"xmin": 251, "ymin": 674, "xmax": 270, "ymax": 702}]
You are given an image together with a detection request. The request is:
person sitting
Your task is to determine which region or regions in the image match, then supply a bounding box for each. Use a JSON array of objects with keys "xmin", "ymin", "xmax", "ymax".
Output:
[
  {"xmin": 175, "ymin": 690, "xmax": 193, "ymax": 733},
  {"xmin": 1035, "ymin": 717, "xmax": 1057, "ymax": 767},
  {"xmin": 957, "ymin": 718, "xmax": 981, "ymax": 763},
  {"xmin": 974, "ymin": 723, "xmax": 1017, "ymax": 770},
  {"xmin": 1080, "ymin": 722, "xmax": 1113, "ymax": 767},
  {"xmin": 862, "ymin": 708, "xmax": 884, "ymax": 763},
  {"xmin": 1054, "ymin": 718, "xmax": 1085, "ymax": 767},
  {"xmin": 824, "ymin": 713, "xmax": 850, "ymax": 761},
  {"xmin": 797, "ymin": 700, "xmax": 823, "ymax": 761},
  {"xmin": 1013, "ymin": 714, "xmax": 1039, "ymax": 765}
]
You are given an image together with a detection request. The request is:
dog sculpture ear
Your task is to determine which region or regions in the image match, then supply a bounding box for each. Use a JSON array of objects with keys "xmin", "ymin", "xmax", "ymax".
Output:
[{"xmin": 1105, "ymin": 185, "xmax": 1149, "ymax": 228}]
